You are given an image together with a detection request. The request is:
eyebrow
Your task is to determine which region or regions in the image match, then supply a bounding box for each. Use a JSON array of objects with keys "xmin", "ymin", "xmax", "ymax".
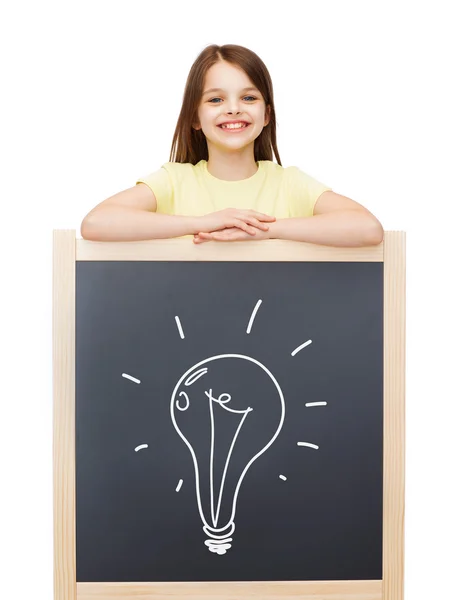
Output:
[{"xmin": 202, "ymin": 87, "xmax": 259, "ymax": 96}]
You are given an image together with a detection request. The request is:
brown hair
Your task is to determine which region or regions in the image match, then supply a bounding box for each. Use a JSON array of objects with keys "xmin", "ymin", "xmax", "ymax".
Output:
[{"xmin": 169, "ymin": 44, "xmax": 282, "ymax": 166}]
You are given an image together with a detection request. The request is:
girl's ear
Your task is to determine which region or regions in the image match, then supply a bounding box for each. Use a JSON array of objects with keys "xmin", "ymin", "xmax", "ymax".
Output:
[{"xmin": 264, "ymin": 105, "xmax": 271, "ymax": 126}]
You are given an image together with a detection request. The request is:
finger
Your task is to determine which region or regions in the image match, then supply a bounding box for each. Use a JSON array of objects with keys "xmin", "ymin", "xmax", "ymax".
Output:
[
  {"xmin": 248, "ymin": 218, "xmax": 270, "ymax": 231},
  {"xmin": 244, "ymin": 211, "xmax": 276, "ymax": 221},
  {"xmin": 204, "ymin": 231, "xmax": 228, "ymax": 241},
  {"xmin": 194, "ymin": 234, "xmax": 209, "ymax": 243},
  {"xmin": 214, "ymin": 230, "xmax": 248, "ymax": 242},
  {"xmin": 233, "ymin": 219, "xmax": 256, "ymax": 234}
]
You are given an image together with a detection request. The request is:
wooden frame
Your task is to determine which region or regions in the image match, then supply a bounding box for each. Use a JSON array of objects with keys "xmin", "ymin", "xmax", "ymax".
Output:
[{"xmin": 53, "ymin": 231, "xmax": 405, "ymax": 600}]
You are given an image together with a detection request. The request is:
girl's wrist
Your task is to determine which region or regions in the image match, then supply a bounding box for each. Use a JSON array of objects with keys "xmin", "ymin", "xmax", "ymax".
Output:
[
  {"xmin": 266, "ymin": 219, "xmax": 280, "ymax": 239},
  {"xmin": 188, "ymin": 216, "xmax": 203, "ymax": 235}
]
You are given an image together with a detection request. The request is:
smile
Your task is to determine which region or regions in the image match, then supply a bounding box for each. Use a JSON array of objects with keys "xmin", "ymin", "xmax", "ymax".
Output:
[{"xmin": 217, "ymin": 123, "xmax": 250, "ymax": 132}]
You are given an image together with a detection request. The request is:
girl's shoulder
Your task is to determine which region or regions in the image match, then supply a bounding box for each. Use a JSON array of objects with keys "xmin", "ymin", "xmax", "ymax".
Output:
[
  {"xmin": 258, "ymin": 161, "xmax": 301, "ymax": 181},
  {"xmin": 159, "ymin": 160, "xmax": 204, "ymax": 180}
]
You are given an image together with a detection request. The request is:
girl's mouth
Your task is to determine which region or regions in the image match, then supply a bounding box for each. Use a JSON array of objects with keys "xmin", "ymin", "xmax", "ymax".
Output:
[{"xmin": 217, "ymin": 123, "xmax": 250, "ymax": 133}]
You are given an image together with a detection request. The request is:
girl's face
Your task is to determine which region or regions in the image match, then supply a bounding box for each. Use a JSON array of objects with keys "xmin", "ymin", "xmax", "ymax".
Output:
[{"xmin": 193, "ymin": 61, "xmax": 270, "ymax": 153}]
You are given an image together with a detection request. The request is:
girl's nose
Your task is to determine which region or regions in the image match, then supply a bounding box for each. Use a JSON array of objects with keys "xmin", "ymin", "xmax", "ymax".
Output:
[{"xmin": 225, "ymin": 101, "xmax": 241, "ymax": 114}]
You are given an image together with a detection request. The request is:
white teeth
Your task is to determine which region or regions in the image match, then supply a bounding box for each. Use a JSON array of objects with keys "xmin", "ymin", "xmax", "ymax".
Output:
[{"xmin": 221, "ymin": 123, "xmax": 247, "ymax": 129}]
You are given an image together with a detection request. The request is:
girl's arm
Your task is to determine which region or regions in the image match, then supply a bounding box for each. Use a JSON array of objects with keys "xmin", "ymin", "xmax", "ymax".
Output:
[
  {"xmin": 269, "ymin": 190, "xmax": 384, "ymax": 247},
  {"xmin": 195, "ymin": 191, "xmax": 384, "ymax": 247},
  {"xmin": 80, "ymin": 185, "xmax": 273, "ymax": 242},
  {"xmin": 80, "ymin": 184, "xmax": 200, "ymax": 241}
]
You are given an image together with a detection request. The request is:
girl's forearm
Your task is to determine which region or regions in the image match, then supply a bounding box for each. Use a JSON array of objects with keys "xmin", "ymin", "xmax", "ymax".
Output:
[
  {"xmin": 81, "ymin": 207, "xmax": 200, "ymax": 242},
  {"xmin": 267, "ymin": 211, "xmax": 384, "ymax": 247}
]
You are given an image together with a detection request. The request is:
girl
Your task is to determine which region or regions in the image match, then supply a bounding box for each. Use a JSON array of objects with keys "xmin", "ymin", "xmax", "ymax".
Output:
[{"xmin": 81, "ymin": 44, "xmax": 384, "ymax": 247}]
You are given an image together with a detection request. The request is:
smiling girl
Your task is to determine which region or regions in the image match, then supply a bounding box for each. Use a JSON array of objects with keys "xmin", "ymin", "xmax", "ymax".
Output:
[{"xmin": 81, "ymin": 44, "xmax": 383, "ymax": 247}]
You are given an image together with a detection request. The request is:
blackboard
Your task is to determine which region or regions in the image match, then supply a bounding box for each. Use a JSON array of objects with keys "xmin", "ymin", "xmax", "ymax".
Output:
[{"xmin": 75, "ymin": 260, "xmax": 383, "ymax": 583}]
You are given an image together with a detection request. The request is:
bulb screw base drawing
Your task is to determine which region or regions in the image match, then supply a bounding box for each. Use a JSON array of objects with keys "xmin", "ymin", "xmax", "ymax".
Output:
[{"xmin": 203, "ymin": 522, "xmax": 235, "ymax": 555}]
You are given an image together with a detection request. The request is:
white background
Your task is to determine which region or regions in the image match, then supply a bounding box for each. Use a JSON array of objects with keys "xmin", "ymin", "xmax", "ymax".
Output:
[{"xmin": 1, "ymin": 1, "xmax": 450, "ymax": 598}]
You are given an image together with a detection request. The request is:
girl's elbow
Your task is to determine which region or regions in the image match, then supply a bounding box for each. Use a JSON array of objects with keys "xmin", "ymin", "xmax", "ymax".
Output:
[
  {"xmin": 80, "ymin": 215, "xmax": 99, "ymax": 241},
  {"xmin": 367, "ymin": 219, "xmax": 384, "ymax": 245},
  {"xmin": 80, "ymin": 218, "xmax": 91, "ymax": 240}
]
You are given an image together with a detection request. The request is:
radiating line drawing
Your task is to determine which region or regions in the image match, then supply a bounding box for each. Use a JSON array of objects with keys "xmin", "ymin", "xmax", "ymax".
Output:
[
  {"xmin": 176, "ymin": 479, "xmax": 183, "ymax": 492},
  {"xmin": 122, "ymin": 373, "xmax": 141, "ymax": 384},
  {"xmin": 305, "ymin": 402, "xmax": 328, "ymax": 407},
  {"xmin": 175, "ymin": 316, "xmax": 185, "ymax": 339},
  {"xmin": 291, "ymin": 339, "xmax": 312, "ymax": 356},
  {"xmin": 134, "ymin": 444, "xmax": 148, "ymax": 452},
  {"xmin": 170, "ymin": 354, "xmax": 285, "ymax": 555},
  {"xmin": 297, "ymin": 442, "xmax": 319, "ymax": 450},
  {"xmin": 279, "ymin": 475, "xmax": 287, "ymax": 481},
  {"xmin": 246, "ymin": 299, "xmax": 262, "ymax": 334}
]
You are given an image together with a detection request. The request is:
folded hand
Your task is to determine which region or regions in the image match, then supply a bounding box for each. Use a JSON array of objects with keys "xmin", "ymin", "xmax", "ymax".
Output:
[{"xmin": 193, "ymin": 226, "xmax": 271, "ymax": 243}]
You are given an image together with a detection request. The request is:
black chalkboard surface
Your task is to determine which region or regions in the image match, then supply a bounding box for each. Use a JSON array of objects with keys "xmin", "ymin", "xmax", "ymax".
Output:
[{"xmin": 75, "ymin": 260, "xmax": 383, "ymax": 582}]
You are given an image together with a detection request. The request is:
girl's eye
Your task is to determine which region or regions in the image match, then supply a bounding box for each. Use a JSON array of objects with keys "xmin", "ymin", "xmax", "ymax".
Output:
[{"xmin": 208, "ymin": 96, "xmax": 257, "ymax": 103}]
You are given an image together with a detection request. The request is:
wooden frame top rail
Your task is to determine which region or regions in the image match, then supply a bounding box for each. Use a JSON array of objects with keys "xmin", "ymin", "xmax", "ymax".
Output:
[{"xmin": 75, "ymin": 237, "xmax": 384, "ymax": 261}]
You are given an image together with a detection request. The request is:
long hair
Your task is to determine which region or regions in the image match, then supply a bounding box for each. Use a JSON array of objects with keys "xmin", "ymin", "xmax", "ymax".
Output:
[{"xmin": 169, "ymin": 44, "xmax": 282, "ymax": 165}]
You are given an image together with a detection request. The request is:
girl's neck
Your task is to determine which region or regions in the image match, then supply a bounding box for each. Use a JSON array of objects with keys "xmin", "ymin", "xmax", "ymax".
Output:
[{"xmin": 205, "ymin": 147, "xmax": 258, "ymax": 181}]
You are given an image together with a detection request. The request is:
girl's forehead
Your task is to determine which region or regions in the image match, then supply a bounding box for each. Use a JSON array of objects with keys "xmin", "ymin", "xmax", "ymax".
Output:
[{"xmin": 204, "ymin": 61, "xmax": 252, "ymax": 88}]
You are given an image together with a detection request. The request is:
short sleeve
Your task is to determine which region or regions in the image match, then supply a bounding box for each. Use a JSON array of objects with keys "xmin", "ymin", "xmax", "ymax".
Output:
[
  {"xmin": 286, "ymin": 167, "xmax": 332, "ymax": 217},
  {"xmin": 136, "ymin": 167, "xmax": 174, "ymax": 214}
]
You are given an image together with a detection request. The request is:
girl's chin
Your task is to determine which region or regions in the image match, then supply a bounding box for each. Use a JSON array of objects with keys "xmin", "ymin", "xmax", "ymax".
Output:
[
  {"xmin": 212, "ymin": 141, "xmax": 255, "ymax": 153},
  {"xmin": 212, "ymin": 128, "xmax": 256, "ymax": 144}
]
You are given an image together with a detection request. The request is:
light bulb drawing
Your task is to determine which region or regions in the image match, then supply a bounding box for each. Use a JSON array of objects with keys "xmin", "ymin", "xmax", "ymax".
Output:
[
  {"xmin": 125, "ymin": 299, "xmax": 322, "ymax": 556},
  {"xmin": 170, "ymin": 354, "xmax": 285, "ymax": 555}
]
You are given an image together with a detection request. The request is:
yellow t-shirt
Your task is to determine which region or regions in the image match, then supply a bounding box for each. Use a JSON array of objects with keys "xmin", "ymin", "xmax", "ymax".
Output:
[{"xmin": 136, "ymin": 159, "xmax": 332, "ymax": 234}]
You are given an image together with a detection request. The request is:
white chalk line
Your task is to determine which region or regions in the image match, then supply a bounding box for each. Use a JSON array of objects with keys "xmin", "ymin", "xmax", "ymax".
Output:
[
  {"xmin": 207, "ymin": 389, "xmax": 253, "ymax": 527},
  {"xmin": 134, "ymin": 444, "xmax": 148, "ymax": 452},
  {"xmin": 291, "ymin": 339, "xmax": 312, "ymax": 356},
  {"xmin": 305, "ymin": 401, "xmax": 328, "ymax": 407},
  {"xmin": 175, "ymin": 315, "xmax": 185, "ymax": 339},
  {"xmin": 122, "ymin": 373, "xmax": 141, "ymax": 384},
  {"xmin": 279, "ymin": 475, "xmax": 287, "ymax": 481},
  {"xmin": 297, "ymin": 442, "xmax": 319, "ymax": 450},
  {"xmin": 246, "ymin": 299, "xmax": 262, "ymax": 334},
  {"xmin": 176, "ymin": 479, "xmax": 183, "ymax": 492}
]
